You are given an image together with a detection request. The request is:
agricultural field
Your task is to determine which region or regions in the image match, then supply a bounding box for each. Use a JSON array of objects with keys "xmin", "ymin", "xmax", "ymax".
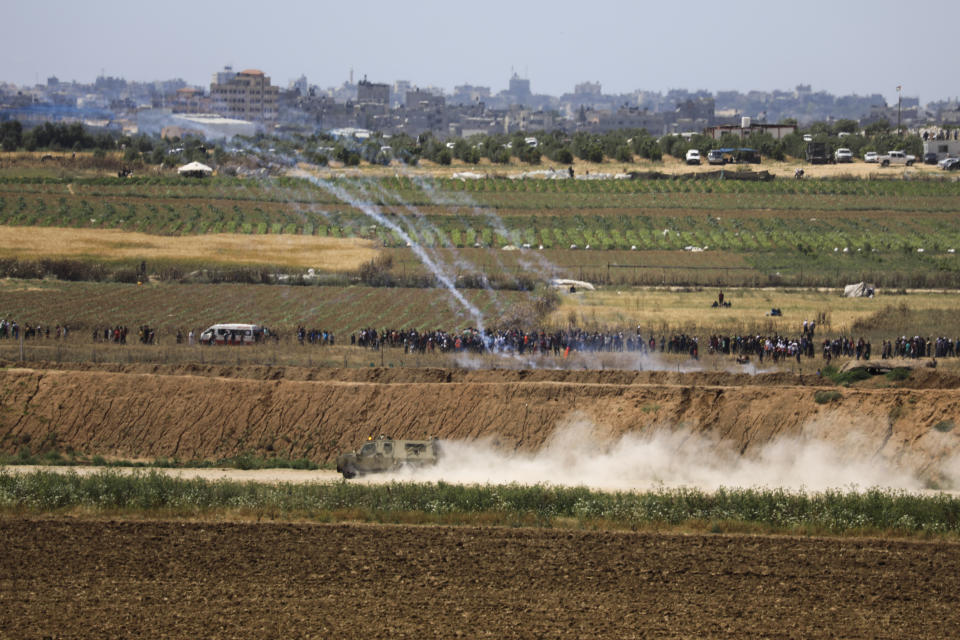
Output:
[
  {"xmin": 2, "ymin": 278, "xmax": 959, "ymax": 351},
  {"xmin": 0, "ymin": 279, "xmax": 525, "ymax": 338},
  {"xmin": 5, "ymin": 516, "xmax": 960, "ymax": 639},
  {"xmin": 551, "ymin": 287, "xmax": 960, "ymax": 338},
  {"xmin": 1, "ymin": 173, "xmax": 959, "ymax": 288}
]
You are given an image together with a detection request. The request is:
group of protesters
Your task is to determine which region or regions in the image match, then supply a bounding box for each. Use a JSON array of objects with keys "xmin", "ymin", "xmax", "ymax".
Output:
[
  {"xmin": 93, "ymin": 326, "xmax": 130, "ymax": 344},
  {"xmin": 342, "ymin": 323, "xmax": 960, "ymax": 365},
  {"xmin": 297, "ymin": 326, "xmax": 336, "ymax": 346},
  {"xmin": 0, "ymin": 320, "xmax": 69, "ymax": 340},
  {"xmin": 4, "ymin": 313, "xmax": 959, "ymax": 365}
]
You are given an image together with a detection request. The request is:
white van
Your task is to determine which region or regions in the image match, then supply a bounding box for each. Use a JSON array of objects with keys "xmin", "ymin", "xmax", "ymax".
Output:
[
  {"xmin": 685, "ymin": 149, "xmax": 701, "ymax": 165},
  {"xmin": 199, "ymin": 323, "xmax": 263, "ymax": 345}
]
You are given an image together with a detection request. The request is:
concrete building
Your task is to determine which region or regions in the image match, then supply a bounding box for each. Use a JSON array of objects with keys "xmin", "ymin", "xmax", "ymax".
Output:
[
  {"xmin": 574, "ymin": 81, "xmax": 602, "ymax": 96},
  {"xmin": 705, "ymin": 121, "xmax": 796, "ymax": 140},
  {"xmin": 210, "ymin": 68, "xmax": 279, "ymax": 122},
  {"xmin": 357, "ymin": 78, "xmax": 390, "ymax": 105}
]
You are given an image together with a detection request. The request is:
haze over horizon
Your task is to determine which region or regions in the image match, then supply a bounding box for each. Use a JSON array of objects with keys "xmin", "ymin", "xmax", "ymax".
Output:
[{"xmin": 6, "ymin": 0, "xmax": 957, "ymax": 105}]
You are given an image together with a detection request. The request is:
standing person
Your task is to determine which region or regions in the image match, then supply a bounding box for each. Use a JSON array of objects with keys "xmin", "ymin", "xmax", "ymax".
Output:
[
  {"xmin": 188, "ymin": 330, "xmax": 195, "ymax": 346},
  {"xmin": 718, "ymin": 290, "xmax": 724, "ymax": 306}
]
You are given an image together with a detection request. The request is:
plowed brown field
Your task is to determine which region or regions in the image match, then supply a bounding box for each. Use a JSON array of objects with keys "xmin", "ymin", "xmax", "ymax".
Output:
[{"xmin": 1, "ymin": 517, "xmax": 958, "ymax": 639}]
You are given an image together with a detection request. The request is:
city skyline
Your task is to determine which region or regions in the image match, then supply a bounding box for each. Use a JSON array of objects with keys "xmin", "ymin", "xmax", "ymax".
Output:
[{"xmin": 6, "ymin": 0, "xmax": 957, "ymax": 105}]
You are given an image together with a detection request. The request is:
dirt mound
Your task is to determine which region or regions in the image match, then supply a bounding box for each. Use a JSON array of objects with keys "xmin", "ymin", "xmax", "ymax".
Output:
[
  {"xmin": 5, "ymin": 517, "xmax": 960, "ymax": 638},
  {"xmin": 1, "ymin": 364, "xmax": 959, "ymax": 484}
]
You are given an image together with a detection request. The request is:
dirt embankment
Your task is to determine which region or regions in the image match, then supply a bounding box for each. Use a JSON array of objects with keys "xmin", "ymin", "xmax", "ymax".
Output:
[{"xmin": 1, "ymin": 363, "xmax": 958, "ymax": 477}]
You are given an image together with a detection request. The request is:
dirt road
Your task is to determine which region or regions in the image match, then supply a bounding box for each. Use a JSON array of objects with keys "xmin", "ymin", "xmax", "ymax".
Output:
[{"xmin": 1, "ymin": 517, "xmax": 957, "ymax": 639}]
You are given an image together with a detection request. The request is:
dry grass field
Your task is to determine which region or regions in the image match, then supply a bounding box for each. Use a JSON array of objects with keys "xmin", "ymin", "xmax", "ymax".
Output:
[
  {"xmin": 0, "ymin": 225, "xmax": 379, "ymax": 270},
  {"xmin": 549, "ymin": 286, "xmax": 960, "ymax": 337}
]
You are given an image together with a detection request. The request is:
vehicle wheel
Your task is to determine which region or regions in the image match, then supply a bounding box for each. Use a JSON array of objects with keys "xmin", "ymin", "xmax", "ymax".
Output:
[
  {"xmin": 881, "ymin": 160, "xmax": 890, "ymax": 167},
  {"xmin": 906, "ymin": 161, "xmax": 913, "ymax": 167},
  {"xmin": 341, "ymin": 465, "xmax": 357, "ymax": 479}
]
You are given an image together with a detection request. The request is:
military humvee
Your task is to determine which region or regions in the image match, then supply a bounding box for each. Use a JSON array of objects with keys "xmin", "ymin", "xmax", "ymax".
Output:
[{"xmin": 336, "ymin": 435, "xmax": 441, "ymax": 479}]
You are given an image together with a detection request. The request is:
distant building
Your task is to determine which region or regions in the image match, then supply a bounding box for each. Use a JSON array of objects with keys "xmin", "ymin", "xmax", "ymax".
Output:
[
  {"xmin": 704, "ymin": 121, "xmax": 796, "ymax": 140},
  {"xmin": 506, "ymin": 73, "xmax": 532, "ymax": 104},
  {"xmin": 357, "ymin": 78, "xmax": 390, "ymax": 105},
  {"xmin": 405, "ymin": 88, "xmax": 444, "ymax": 111},
  {"xmin": 210, "ymin": 68, "xmax": 279, "ymax": 122},
  {"xmin": 574, "ymin": 81, "xmax": 602, "ymax": 96},
  {"xmin": 451, "ymin": 84, "xmax": 491, "ymax": 105}
]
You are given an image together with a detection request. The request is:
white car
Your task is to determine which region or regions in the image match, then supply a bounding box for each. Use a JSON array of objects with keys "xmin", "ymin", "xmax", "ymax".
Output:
[
  {"xmin": 803, "ymin": 134, "xmax": 813, "ymax": 142},
  {"xmin": 938, "ymin": 156, "xmax": 958, "ymax": 169},
  {"xmin": 685, "ymin": 149, "xmax": 701, "ymax": 165},
  {"xmin": 834, "ymin": 148, "xmax": 853, "ymax": 163},
  {"xmin": 864, "ymin": 151, "xmax": 879, "ymax": 163}
]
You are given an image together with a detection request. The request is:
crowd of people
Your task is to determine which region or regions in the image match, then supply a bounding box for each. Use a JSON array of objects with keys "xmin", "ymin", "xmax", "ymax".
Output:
[
  {"xmin": 0, "ymin": 320, "xmax": 68, "ymax": 340},
  {"xmin": 2, "ymin": 316, "xmax": 958, "ymax": 365},
  {"xmin": 344, "ymin": 323, "xmax": 960, "ymax": 365},
  {"xmin": 296, "ymin": 327, "xmax": 336, "ymax": 346}
]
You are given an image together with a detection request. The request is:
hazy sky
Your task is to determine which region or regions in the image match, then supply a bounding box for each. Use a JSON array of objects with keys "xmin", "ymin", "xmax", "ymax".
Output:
[{"xmin": 5, "ymin": 0, "xmax": 956, "ymax": 104}]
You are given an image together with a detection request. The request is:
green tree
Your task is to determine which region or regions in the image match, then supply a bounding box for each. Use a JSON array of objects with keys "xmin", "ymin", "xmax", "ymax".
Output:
[{"xmin": 0, "ymin": 121, "xmax": 23, "ymax": 151}]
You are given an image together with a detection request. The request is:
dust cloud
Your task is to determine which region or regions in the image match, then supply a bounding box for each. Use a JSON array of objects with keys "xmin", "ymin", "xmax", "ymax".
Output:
[{"xmin": 385, "ymin": 414, "xmax": 938, "ymax": 492}]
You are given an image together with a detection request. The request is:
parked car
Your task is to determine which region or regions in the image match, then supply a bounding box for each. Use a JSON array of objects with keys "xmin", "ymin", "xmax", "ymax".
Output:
[
  {"xmin": 938, "ymin": 155, "xmax": 958, "ymax": 169},
  {"xmin": 685, "ymin": 149, "xmax": 701, "ymax": 165},
  {"xmin": 802, "ymin": 134, "xmax": 813, "ymax": 142},
  {"xmin": 707, "ymin": 149, "xmax": 726, "ymax": 165},
  {"xmin": 834, "ymin": 148, "xmax": 853, "ymax": 163},
  {"xmin": 924, "ymin": 152, "xmax": 939, "ymax": 165},
  {"xmin": 863, "ymin": 151, "xmax": 879, "ymax": 163},
  {"xmin": 943, "ymin": 157, "xmax": 960, "ymax": 171}
]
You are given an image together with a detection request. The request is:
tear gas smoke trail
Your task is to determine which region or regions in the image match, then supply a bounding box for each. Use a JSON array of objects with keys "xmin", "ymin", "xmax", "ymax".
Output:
[
  {"xmin": 382, "ymin": 417, "xmax": 943, "ymax": 493},
  {"xmin": 357, "ymin": 178, "xmax": 515, "ymax": 321},
  {"xmin": 415, "ymin": 176, "xmax": 561, "ymax": 280},
  {"xmin": 292, "ymin": 169, "xmax": 486, "ymax": 332}
]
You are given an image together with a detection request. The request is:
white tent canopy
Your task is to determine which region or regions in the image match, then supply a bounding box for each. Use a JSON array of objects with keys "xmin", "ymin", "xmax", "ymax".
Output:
[{"xmin": 177, "ymin": 161, "xmax": 213, "ymax": 176}]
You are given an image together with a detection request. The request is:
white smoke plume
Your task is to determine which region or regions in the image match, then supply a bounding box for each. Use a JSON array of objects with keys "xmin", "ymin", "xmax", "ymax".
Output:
[{"xmin": 379, "ymin": 414, "xmax": 944, "ymax": 493}]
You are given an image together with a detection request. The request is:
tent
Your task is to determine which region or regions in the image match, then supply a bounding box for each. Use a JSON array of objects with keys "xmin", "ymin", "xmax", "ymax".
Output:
[
  {"xmin": 177, "ymin": 161, "xmax": 213, "ymax": 177},
  {"xmin": 843, "ymin": 282, "xmax": 875, "ymax": 298}
]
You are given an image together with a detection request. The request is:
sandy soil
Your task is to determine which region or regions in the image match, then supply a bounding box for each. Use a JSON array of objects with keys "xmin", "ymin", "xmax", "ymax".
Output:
[
  {"xmin": 2, "ymin": 517, "xmax": 958, "ymax": 639},
  {"xmin": 1, "ymin": 362, "xmax": 958, "ymax": 488}
]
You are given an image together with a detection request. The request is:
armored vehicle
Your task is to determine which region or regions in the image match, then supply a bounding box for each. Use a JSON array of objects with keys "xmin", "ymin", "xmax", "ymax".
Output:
[{"xmin": 336, "ymin": 435, "xmax": 440, "ymax": 479}]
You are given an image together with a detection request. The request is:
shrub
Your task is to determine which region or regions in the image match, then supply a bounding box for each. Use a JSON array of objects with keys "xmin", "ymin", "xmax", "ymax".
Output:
[
  {"xmin": 933, "ymin": 420, "xmax": 955, "ymax": 433},
  {"xmin": 814, "ymin": 390, "xmax": 842, "ymax": 404},
  {"xmin": 885, "ymin": 368, "xmax": 911, "ymax": 382}
]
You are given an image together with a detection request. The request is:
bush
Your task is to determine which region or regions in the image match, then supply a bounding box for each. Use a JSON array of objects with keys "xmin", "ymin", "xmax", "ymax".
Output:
[
  {"xmin": 885, "ymin": 368, "xmax": 912, "ymax": 382},
  {"xmin": 358, "ymin": 254, "xmax": 394, "ymax": 286},
  {"xmin": 933, "ymin": 420, "xmax": 955, "ymax": 433},
  {"xmin": 814, "ymin": 390, "xmax": 842, "ymax": 404}
]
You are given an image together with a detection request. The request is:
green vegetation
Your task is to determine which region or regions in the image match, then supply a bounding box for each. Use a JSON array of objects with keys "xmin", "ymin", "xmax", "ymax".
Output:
[
  {"xmin": 822, "ymin": 365, "xmax": 872, "ymax": 386},
  {"xmin": 814, "ymin": 390, "xmax": 843, "ymax": 404},
  {"xmin": 2, "ymin": 173, "xmax": 960, "ymax": 288},
  {"xmin": 1, "ymin": 470, "xmax": 959, "ymax": 537},
  {"xmin": 886, "ymin": 368, "xmax": 912, "ymax": 382},
  {"xmin": 933, "ymin": 420, "xmax": 955, "ymax": 433},
  {"xmin": 0, "ymin": 448, "xmax": 323, "ymax": 470}
]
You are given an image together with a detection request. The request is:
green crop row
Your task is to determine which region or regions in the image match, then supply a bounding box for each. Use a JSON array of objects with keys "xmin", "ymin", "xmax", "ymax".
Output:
[{"xmin": 2, "ymin": 470, "xmax": 959, "ymax": 537}]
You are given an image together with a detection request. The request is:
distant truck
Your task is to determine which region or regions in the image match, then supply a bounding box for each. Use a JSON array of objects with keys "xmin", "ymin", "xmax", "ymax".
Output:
[
  {"xmin": 805, "ymin": 142, "xmax": 832, "ymax": 164},
  {"xmin": 336, "ymin": 435, "xmax": 441, "ymax": 479},
  {"xmin": 878, "ymin": 150, "xmax": 916, "ymax": 167}
]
